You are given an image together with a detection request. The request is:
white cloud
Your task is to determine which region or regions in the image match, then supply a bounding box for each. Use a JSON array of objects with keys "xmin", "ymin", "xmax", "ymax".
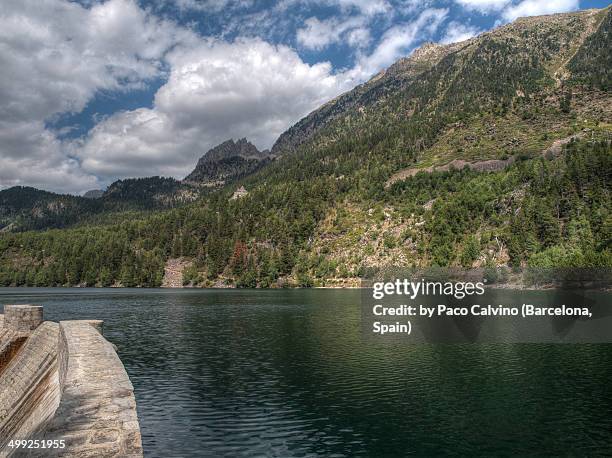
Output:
[
  {"xmin": 296, "ymin": 16, "xmax": 369, "ymax": 50},
  {"xmin": 454, "ymin": 0, "xmax": 510, "ymax": 13},
  {"xmin": 174, "ymin": 0, "xmax": 254, "ymax": 13},
  {"xmin": 346, "ymin": 27, "xmax": 372, "ymax": 48},
  {"xmin": 276, "ymin": 0, "xmax": 390, "ymax": 16},
  {"xmin": 0, "ymin": 0, "xmax": 194, "ymax": 193},
  {"xmin": 395, "ymin": 0, "xmax": 433, "ymax": 15},
  {"xmin": 456, "ymin": 0, "xmax": 581, "ymax": 20},
  {"xmin": 297, "ymin": 17, "xmax": 345, "ymax": 50},
  {"xmin": 0, "ymin": 121, "xmax": 98, "ymax": 193},
  {"xmin": 502, "ymin": 0, "xmax": 579, "ymax": 21},
  {"xmin": 332, "ymin": 0, "xmax": 390, "ymax": 15},
  {"xmin": 349, "ymin": 8, "xmax": 448, "ymax": 80},
  {"xmin": 0, "ymin": 0, "xmax": 177, "ymax": 127},
  {"xmin": 75, "ymin": 38, "xmax": 348, "ymax": 181},
  {"xmin": 441, "ymin": 21, "xmax": 481, "ymax": 44},
  {"xmin": 0, "ymin": 0, "xmax": 354, "ymax": 192}
]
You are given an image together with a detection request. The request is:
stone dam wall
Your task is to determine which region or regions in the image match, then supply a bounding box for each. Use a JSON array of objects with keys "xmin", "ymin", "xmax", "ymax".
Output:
[{"xmin": 0, "ymin": 305, "xmax": 143, "ymax": 457}]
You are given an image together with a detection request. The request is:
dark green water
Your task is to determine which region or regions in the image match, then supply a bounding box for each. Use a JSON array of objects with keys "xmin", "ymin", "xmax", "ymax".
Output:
[{"xmin": 1, "ymin": 288, "xmax": 611, "ymax": 457}]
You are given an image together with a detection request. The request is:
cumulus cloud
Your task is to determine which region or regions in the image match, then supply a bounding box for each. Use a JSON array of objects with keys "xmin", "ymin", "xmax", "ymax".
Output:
[
  {"xmin": 0, "ymin": 121, "xmax": 99, "ymax": 193},
  {"xmin": 0, "ymin": 0, "xmax": 189, "ymax": 125},
  {"xmin": 0, "ymin": 0, "xmax": 355, "ymax": 192},
  {"xmin": 0, "ymin": 0, "xmax": 193, "ymax": 193},
  {"xmin": 441, "ymin": 21, "xmax": 481, "ymax": 44},
  {"xmin": 75, "ymin": 39, "xmax": 348, "ymax": 181},
  {"xmin": 502, "ymin": 0, "xmax": 579, "ymax": 21}
]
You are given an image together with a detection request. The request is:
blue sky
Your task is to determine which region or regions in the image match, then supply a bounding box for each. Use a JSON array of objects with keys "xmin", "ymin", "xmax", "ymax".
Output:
[{"xmin": 1, "ymin": 0, "xmax": 610, "ymax": 193}]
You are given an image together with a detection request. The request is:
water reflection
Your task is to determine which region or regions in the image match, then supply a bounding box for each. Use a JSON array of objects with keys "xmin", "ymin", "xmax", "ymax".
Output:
[{"xmin": 0, "ymin": 288, "xmax": 611, "ymax": 457}]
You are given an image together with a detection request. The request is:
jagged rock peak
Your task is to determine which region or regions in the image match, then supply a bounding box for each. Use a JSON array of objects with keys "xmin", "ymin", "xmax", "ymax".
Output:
[
  {"xmin": 184, "ymin": 138, "xmax": 271, "ymax": 185},
  {"xmin": 198, "ymin": 138, "xmax": 265, "ymax": 164}
]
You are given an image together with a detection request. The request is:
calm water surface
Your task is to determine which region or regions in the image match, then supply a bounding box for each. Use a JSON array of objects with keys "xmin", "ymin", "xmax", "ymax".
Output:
[{"xmin": 1, "ymin": 288, "xmax": 611, "ymax": 457}]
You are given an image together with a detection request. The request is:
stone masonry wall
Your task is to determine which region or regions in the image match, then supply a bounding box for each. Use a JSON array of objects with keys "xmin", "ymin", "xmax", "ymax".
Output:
[
  {"xmin": 4, "ymin": 307, "xmax": 43, "ymax": 333},
  {"xmin": 0, "ymin": 322, "xmax": 60, "ymax": 454},
  {"xmin": 0, "ymin": 324, "xmax": 27, "ymax": 379},
  {"xmin": 0, "ymin": 307, "xmax": 143, "ymax": 458}
]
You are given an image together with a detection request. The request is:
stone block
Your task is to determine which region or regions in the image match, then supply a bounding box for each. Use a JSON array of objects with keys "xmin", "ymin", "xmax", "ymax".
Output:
[{"xmin": 4, "ymin": 305, "xmax": 44, "ymax": 332}]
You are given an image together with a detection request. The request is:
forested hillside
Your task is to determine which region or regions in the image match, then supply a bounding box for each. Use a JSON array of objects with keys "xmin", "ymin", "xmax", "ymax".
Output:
[
  {"xmin": 0, "ymin": 178, "xmax": 198, "ymax": 232},
  {"xmin": 0, "ymin": 7, "xmax": 610, "ymax": 288},
  {"xmin": 0, "ymin": 187, "xmax": 100, "ymax": 232}
]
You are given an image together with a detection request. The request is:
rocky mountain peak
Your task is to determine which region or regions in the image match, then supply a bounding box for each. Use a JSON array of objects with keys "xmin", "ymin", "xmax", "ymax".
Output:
[
  {"xmin": 184, "ymin": 139, "xmax": 271, "ymax": 185},
  {"xmin": 197, "ymin": 138, "xmax": 265, "ymax": 165}
]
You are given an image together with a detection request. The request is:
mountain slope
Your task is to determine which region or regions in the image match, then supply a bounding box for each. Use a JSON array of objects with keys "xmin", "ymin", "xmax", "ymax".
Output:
[
  {"xmin": 0, "ymin": 7, "xmax": 610, "ymax": 287},
  {"xmin": 0, "ymin": 187, "xmax": 99, "ymax": 232},
  {"xmin": 270, "ymin": 41, "xmax": 459, "ymax": 156},
  {"xmin": 568, "ymin": 7, "xmax": 612, "ymax": 90},
  {"xmin": 274, "ymin": 8, "xmax": 607, "ymax": 164},
  {"xmin": 101, "ymin": 177, "xmax": 199, "ymax": 209},
  {"xmin": 0, "ymin": 178, "xmax": 200, "ymax": 232}
]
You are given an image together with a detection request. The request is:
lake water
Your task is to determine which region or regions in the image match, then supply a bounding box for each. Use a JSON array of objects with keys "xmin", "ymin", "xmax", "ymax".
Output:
[{"xmin": 1, "ymin": 288, "xmax": 612, "ymax": 457}]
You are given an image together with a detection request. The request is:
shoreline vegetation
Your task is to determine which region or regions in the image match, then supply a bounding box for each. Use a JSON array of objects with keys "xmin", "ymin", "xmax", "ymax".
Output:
[
  {"xmin": 1, "ymin": 285, "xmax": 608, "ymax": 291},
  {"xmin": 3, "ymin": 267, "xmax": 608, "ymax": 292}
]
